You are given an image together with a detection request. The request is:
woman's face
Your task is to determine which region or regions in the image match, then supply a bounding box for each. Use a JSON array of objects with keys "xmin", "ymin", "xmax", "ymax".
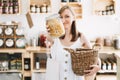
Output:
[{"xmin": 60, "ymin": 9, "xmax": 75, "ymax": 32}]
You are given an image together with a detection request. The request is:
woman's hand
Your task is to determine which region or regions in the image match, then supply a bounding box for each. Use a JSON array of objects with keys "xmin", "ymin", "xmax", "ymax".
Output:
[{"xmin": 84, "ymin": 64, "xmax": 101, "ymax": 76}]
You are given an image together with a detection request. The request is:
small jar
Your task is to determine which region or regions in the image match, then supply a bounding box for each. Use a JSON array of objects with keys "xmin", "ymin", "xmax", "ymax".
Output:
[
  {"xmin": 24, "ymin": 58, "xmax": 30, "ymax": 70},
  {"xmin": 41, "ymin": 4, "xmax": 47, "ymax": 13},
  {"xmin": 9, "ymin": 6, "xmax": 13, "ymax": 14},
  {"xmin": 15, "ymin": 27, "xmax": 24, "ymax": 36},
  {"xmin": 13, "ymin": 5, "xmax": 19, "ymax": 14},
  {"xmin": 35, "ymin": 57, "xmax": 40, "ymax": 69},
  {"xmin": 5, "ymin": 38, "xmax": 14, "ymax": 48},
  {"xmin": 46, "ymin": 5, "xmax": 51, "ymax": 13},
  {"xmin": 30, "ymin": 4, "xmax": 36, "ymax": 13},
  {"xmin": 3, "ymin": 6, "xmax": 8, "ymax": 14},
  {"xmin": 5, "ymin": 27, "xmax": 13, "ymax": 36},
  {"xmin": 16, "ymin": 38, "xmax": 26, "ymax": 48},
  {"xmin": 0, "ymin": 6, "xmax": 2, "ymax": 14},
  {"xmin": 113, "ymin": 34, "xmax": 120, "ymax": 49},
  {"xmin": 36, "ymin": 5, "xmax": 40, "ymax": 13},
  {"xmin": 104, "ymin": 36, "xmax": 112, "ymax": 47}
]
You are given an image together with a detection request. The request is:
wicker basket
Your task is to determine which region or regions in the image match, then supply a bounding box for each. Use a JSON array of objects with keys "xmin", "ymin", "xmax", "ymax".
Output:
[{"xmin": 64, "ymin": 48, "xmax": 98, "ymax": 76}]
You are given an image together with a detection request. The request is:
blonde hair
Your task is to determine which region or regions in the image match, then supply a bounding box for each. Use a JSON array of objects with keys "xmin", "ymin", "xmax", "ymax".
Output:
[{"xmin": 58, "ymin": 5, "xmax": 75, "ymax": 17}]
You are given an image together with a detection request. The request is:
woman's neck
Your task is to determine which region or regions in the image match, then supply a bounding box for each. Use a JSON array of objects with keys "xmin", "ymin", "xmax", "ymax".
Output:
[{"xmin": 64, "ymin": 32, "xmax": 72, "ymax": 41}]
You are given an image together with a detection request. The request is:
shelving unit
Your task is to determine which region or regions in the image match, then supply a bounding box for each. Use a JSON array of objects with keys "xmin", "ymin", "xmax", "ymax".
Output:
[
  {"xmin": 61, "ymin": 1, "xmax": 82, "ymax": 19},
  {"xmin": 93, "ymin": 0, "xmax": 115, "ymax": 16},
  {"xmin": 0, "ymin": 47, "xmax": 49, "ymax": 80},
  {"xmin": 0, "ymin": 0, "xmax": 21, "ymax": 15},
  {"xmin": 0, "ymin": 48, "xmax": 26, "ymax": 80},
  {"xmin": 29, "ymin": 0, "xmax": 51, "ymax": 13},
  {"xmin": 0, "ymin": 22, "xmax": 25, "ymax": 48},
  {"xmin": 25, "ymin": 46, "xmax": 50, "ymax": 80},
  {"xmin": 98, "ymin": 47, "xmax": 120, "ymax": 80},
  {"xmin": 0, "ymin": 47, "xmax": 120, "ymax": 80}
]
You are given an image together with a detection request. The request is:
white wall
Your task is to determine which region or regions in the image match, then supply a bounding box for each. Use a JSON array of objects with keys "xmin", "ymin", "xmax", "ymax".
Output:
[
  {"xmin": 0, "ymin": 0, "xmax": 120, "ymax": 41},
  {"xmin": 76, "ymin": 0, "xmax": 120, "ymax": 40}
]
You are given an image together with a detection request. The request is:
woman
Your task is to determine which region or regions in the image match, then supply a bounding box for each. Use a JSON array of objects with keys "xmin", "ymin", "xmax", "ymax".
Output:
[{"xmin": 46, "ymin": 5, "xmax": 100, "ymax": 80}]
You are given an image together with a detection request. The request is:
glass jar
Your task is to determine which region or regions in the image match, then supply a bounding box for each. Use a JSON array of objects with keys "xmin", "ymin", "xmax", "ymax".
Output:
[
  {"xmin": 46, "ymin": 14, "xmax": 65, "ymax": 38},
  {"xmin": 0, "ymin": 6, "xmax": 2, "ymax": 14},
  {"xmin": 113, "ymin": 34, "xmax": 120, "ymax": 49},
  {"xmin": 9, "ymin": 6, "xmax": 13, "ymax": 14},
  {"xmin": 30, "ymin": 4, "xmax": 36, "ymax": 13},
  {"xmin": 5, "ymin": 38, "xmax": 14, "ymax": 48},
  {"xmin": 15, "ymin": 27, "xmax": 24, "ymax": 36},
  {"xmin": 16, "ymin": 38, "xmax": 26, "ymax": 48},
  {"xmin": 36, "ymin": 5, "xmax": 40, "ymax": 13},
  {"xmin": 104, "ymin": 36, "xmax": 112, "ymax": 47},
  {"xmin": 41, "ymin": 4, "xmax": 47, "ymax": 13},
  {"xmin": 35, "ymin": 57, "xmax": 40, "ymax": 70},
  {"xmin": 5, "ymin": 27, "xmax": 13, "ymax": 36},
  {"xmin": 46, "ymin": 5, "xmax": 51, "ymax": 13}
]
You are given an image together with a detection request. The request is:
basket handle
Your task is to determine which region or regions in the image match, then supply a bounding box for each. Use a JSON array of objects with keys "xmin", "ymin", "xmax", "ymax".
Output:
[{"xmin": 64, "ymin": 48, "xmax": 77, "ymax": 58}]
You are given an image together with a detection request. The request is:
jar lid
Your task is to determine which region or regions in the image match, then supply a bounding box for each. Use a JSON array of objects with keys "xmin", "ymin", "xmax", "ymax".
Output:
[
  {"xmin": 16, "ymin": 38, "xmax": 25, "ymax": 48},
  {"xmin": 16, "ymin": 28, "xmax": 24, "ymax": 36},
  {"xmin": 5, "ymin": 27, "xmax": 13, "ymax": 35},
  {"xmin": 6, "ymin": 39, "xmax": 14, "ymax": 47}
]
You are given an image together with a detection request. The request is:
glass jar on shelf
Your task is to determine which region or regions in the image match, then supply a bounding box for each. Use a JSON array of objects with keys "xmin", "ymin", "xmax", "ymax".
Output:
[
  {"xmin": 30, "ymin": 4, "xmax": 36, "ymax": 13},
  {"xmin": 5, "ymin": 26, "xmax": 14, "ymax": 36},
  {"xmin": 36, "ymin": 5, "xmax": 40, "ymax": 13},
  {"xmin": 113, "ymin": 34, "xmax": 120, "ymax": 49},
  {"xmin": 41, "ymin": 4, "xmax": 47, "ymax": 13},
  {"xmin": 16, "ymin": 38, "xmax": 26, "ymax": 48},
  {"xmin": 5, "ymin": 38, "xmax": 15, "ymax": 48},
  {"xmin": 15, "ymin": 27, "xmax": 24, "ymax": 36},
  {"xmin": 46, "ymin": 5, "xmax": 51, "ymax": 13}
]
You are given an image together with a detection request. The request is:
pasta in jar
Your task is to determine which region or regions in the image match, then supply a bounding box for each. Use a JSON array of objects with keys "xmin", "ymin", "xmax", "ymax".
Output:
[{"xmin": 46, "ymin": 14, "xmax": 65, "ymax": 38}]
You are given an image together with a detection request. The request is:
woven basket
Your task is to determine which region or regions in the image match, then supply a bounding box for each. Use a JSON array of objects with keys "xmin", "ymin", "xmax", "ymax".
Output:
[{"xmin": 64, "ymin": 48, "xmax": 98, "ymax": 76}]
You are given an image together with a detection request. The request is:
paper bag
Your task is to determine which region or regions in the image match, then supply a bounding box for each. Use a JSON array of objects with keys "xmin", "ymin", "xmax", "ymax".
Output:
[{"xmin": 45, "ymin": 58, "xmax": 59, "ymax": 80}]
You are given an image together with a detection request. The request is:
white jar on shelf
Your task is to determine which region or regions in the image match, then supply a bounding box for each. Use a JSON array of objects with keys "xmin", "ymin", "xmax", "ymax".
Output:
[{"xmin": 41, "ymin": 4, "xmax": 47, "ymax": 13}]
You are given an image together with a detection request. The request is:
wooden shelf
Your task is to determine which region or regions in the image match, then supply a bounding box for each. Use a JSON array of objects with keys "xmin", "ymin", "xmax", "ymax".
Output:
[
  {"xmin": 29, "ymin": 0, "xmax": 51, "ymax": 13},
  {"xmin": 61, "ymin": 2, "xmax": 82, "ymax": 19},
  {"xmin": 99, "ymin": 47, "xmax": 120, "ymax": 54},
  {"xmin": 26, "ymin": 46, "xmax": 50, "ymax": 53},
  {"xmin": 93, "ymin": 0, "xmax": 115, "ymax": 16},
  {"xmin": 0, "ymin": 48, "xmax": 26, "ymax": 53},
  {"xmin": 0, "ymin": 70, "xmax": 22, "ymax": 73},
  {"xmin": 98, "ymin": 70, "xmax": 116, "ymax": 73},
  {"xmin": 0, "ymin": 0, "xmax": 21, "ymax": 15},
  {"xmin": 33, "ymin": 68, "xmax": 46, "ymax": 73}
]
